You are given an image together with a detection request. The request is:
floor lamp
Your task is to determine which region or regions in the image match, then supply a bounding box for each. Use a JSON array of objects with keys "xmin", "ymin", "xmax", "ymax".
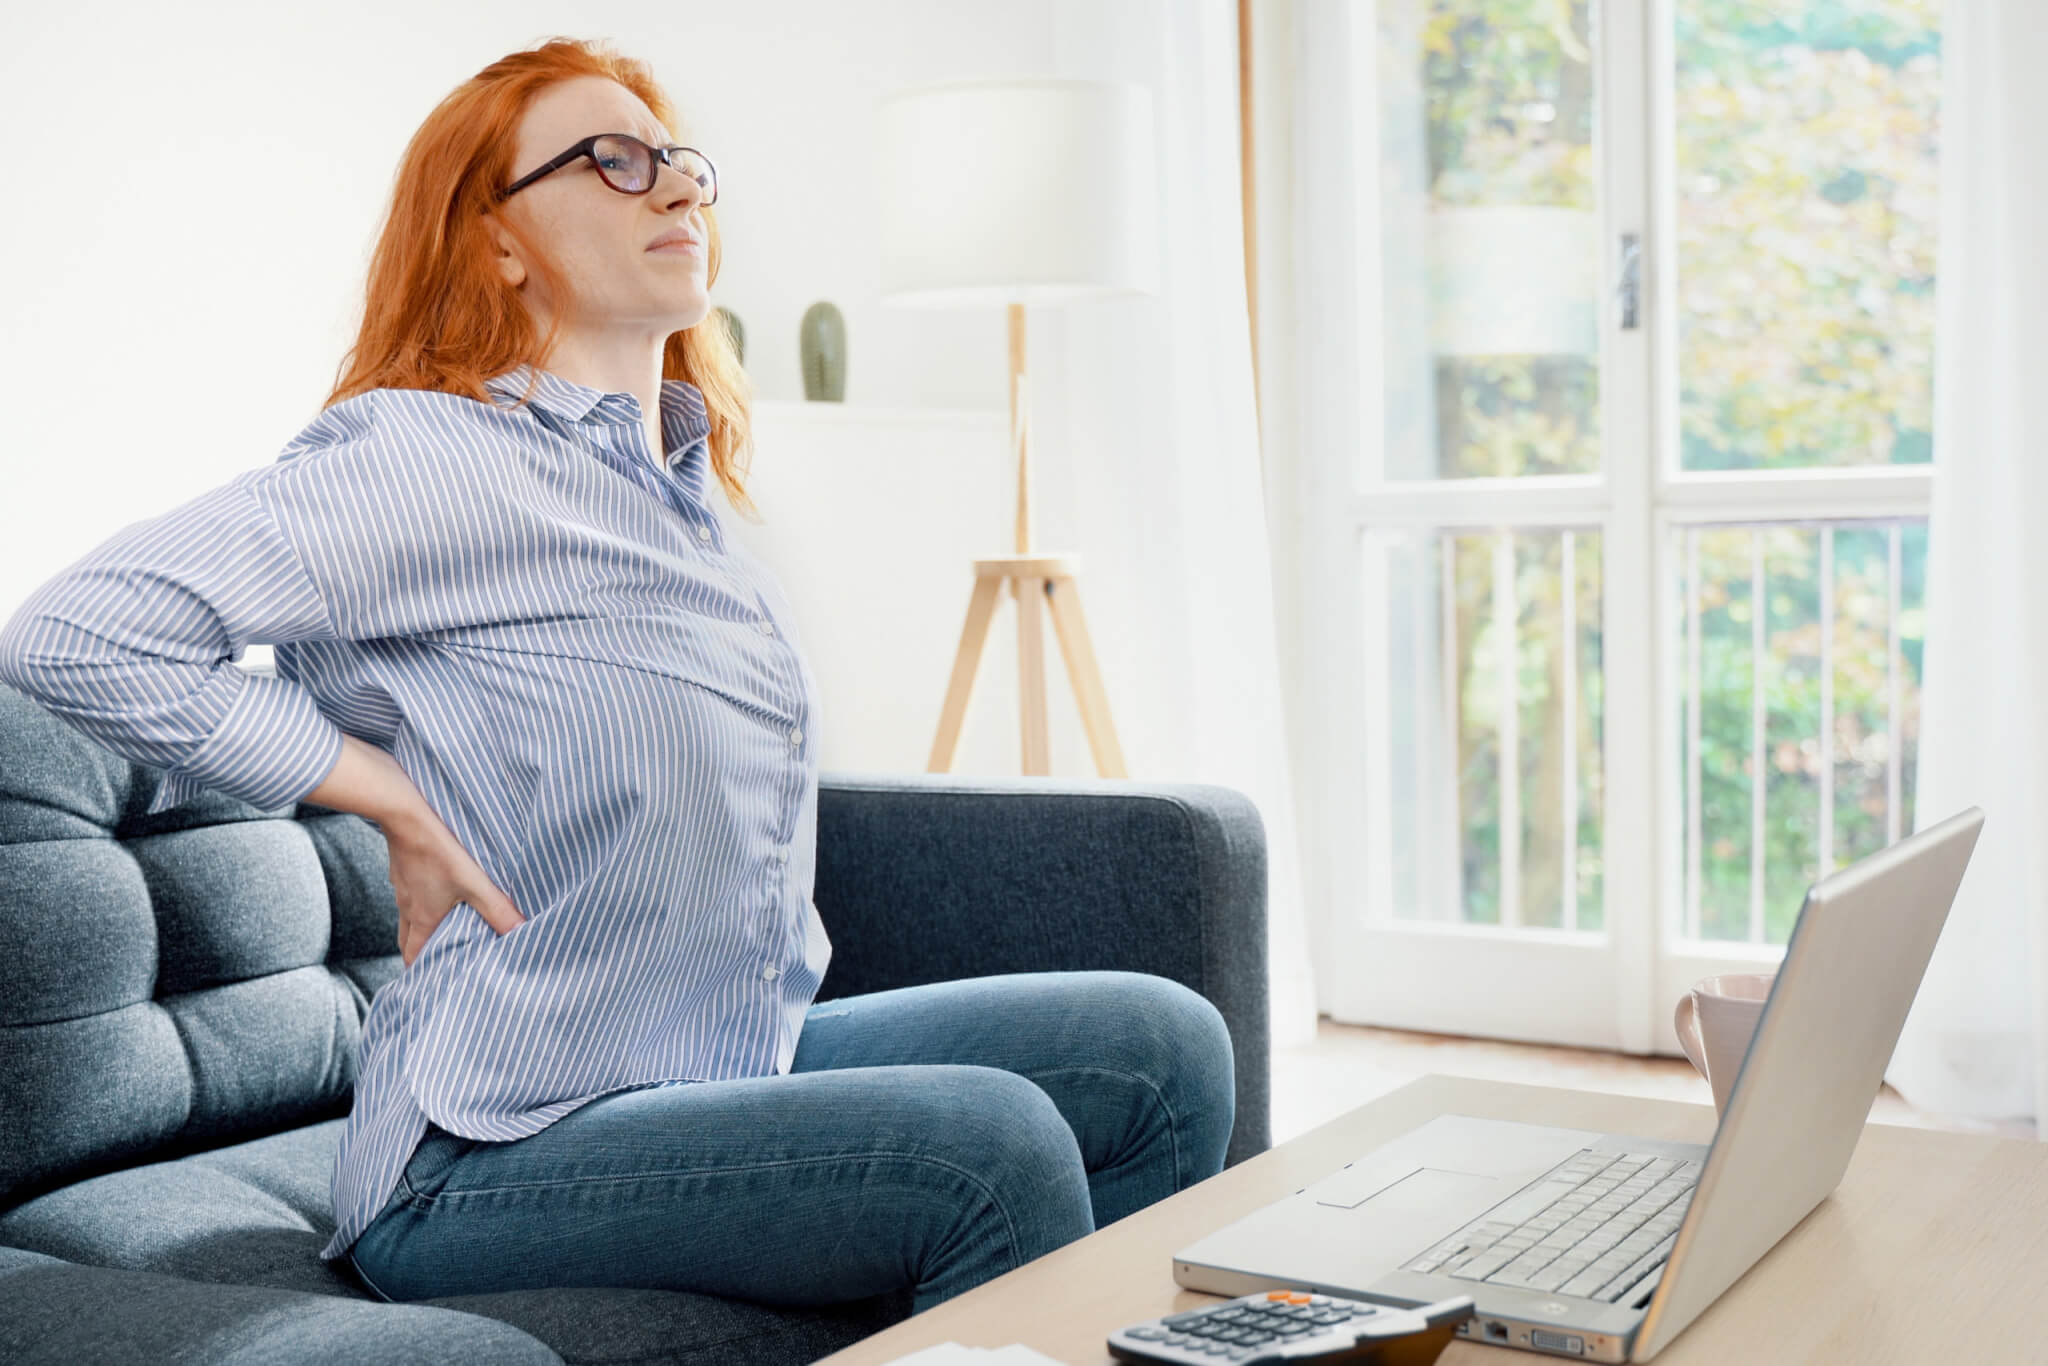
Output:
[{"xmin": 876, "ymin": 78, "xmax": 1161, "ymax": 777}]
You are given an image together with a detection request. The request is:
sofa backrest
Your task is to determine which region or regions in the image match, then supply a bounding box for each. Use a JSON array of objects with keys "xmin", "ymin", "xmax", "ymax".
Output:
[{"xmin": 0, "ymin": 676, "xmax": 397, "ymax": 1213}]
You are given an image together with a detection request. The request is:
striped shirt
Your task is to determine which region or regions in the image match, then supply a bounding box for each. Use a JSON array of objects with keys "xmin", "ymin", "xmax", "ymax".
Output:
[{"xmin": 0, "ymin": 363, "xmax": 829, "ymax": 1261}]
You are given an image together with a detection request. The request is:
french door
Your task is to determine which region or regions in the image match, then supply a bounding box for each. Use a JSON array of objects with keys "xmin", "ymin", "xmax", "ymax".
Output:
[{"xmin": 1310, "ymin": 0, "xmax": 1940, "ymax": 1052}]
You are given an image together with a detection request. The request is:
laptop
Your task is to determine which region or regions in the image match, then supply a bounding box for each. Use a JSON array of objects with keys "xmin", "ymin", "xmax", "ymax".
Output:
[{"xmin": 1174, "ymin": 806, "xmax": 1986, "ymax": 1362}]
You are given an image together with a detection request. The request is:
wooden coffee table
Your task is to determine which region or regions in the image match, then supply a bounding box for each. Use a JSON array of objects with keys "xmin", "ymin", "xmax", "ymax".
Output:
[{"xmin": 815, "ymin": 1073, "xmax": 2048, "ymax": 1365}]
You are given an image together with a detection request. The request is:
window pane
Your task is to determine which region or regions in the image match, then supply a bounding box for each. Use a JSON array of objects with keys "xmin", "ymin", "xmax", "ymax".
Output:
[
  {"xmin": 1673, "ymin": 3, "xmax": 1941, "ymax": 471},
  {"xmin": 1376, "ymin": 0, "xmax": 1601, "ymax": 482},
  {"xmin": 1680, "ymin": 520, "xmax": 1927, "ymax": 944},
  {"xmin": 1761, "ymin": 527, "xmax": 1821, "ymax": 938},
  {"xmin": 1378, "ymin": 527, "xmax": 1604, "ymax": 928},
  {"xmin": 1688, "ymin": 528, "xmax": 1758, "ymax": 941},
  {"xmin": 1832, "ymin": 526, "xmax": 1892, "ymax": 869},
  {"xmin": 1518, "ymin": 531, "xmax": 1606, "ymax": 930}
]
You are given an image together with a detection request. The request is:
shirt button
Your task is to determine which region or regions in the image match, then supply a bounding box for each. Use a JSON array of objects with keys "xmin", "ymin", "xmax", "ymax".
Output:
[
  {"xmin": 761, "ymin": 963, "xmax": 780, "ymax": 981},
  {"xmin": 789, "ymin": 727, "xmax": 803, "ymax": 746},
  {"xmin": 697, "ymin": 525, "xmax": 712, "ymax": 541},
  {"xmin": 772, "ymin": 846, "xmax": 790, "ymax": 864},
  {"xmin": 758, "ymin": 620, "xmax": 775, "ymax": 636}
]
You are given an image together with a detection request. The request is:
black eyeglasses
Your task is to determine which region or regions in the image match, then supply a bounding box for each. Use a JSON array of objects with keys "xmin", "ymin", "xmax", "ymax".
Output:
[{"xmin": 499, "ymin": 133, "xmax": 718, "ymax": 204}]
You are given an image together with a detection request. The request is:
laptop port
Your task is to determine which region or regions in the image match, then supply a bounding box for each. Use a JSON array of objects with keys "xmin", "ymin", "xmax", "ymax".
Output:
[
  {"xmin": 1531, "ymin": 1328, "xmax": 1586, "ymax": 1355},
  {"xmin": 1484, "ymin": 1322, "xmax": 1509, "ymax": 1342}
]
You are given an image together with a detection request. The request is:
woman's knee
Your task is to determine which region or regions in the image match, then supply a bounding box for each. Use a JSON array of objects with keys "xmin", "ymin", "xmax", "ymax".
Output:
[
  {"xmin": 1098, "ymin": 973, "xmax": 1236, "ymax": 1120},
  {"xmin": 922, "ymin": 1066, "xmax": 1093, "ymax": 1256}
]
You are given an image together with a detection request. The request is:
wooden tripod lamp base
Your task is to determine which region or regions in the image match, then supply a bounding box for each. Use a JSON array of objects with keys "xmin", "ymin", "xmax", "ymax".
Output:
[
  {"xmin": 927, "ymin": 303, "xmax": 1128, "ymax": 779},
  {"xmin": 927, "ymin": 553, "xmax": 1127, "ymax": 778}
]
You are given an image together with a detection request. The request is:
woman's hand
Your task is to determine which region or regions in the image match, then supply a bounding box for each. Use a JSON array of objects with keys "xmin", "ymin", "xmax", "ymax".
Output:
[
  {"xmin": 303, "ymin": 733, "xmax": 527, "ymax": 966},
  {"xmin": 384, "ymin": 805, "xmax": 528, "ymax": 967}
]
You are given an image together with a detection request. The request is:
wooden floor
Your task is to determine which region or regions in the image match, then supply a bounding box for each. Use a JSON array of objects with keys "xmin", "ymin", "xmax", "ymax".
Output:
[{"xmin": 1272, "ymin": 1017, "xmax": 2036, "ymax": 1144}]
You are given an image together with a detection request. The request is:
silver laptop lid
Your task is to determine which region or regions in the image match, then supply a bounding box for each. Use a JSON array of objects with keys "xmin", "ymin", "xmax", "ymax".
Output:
[{"xmin": 1632, "ymin": 807, "xmax": 1985, "ymax": 1360}]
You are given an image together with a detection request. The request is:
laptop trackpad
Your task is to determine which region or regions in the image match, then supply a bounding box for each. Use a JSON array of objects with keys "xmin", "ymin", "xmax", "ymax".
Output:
[
  {"xmin": 1320, "ymin": 1166, "xmax": 1499, "ymax": 1212},
  {"xmin": 1315, "ymin": 1167, "xmax": 1503, "ymax": 1266}
]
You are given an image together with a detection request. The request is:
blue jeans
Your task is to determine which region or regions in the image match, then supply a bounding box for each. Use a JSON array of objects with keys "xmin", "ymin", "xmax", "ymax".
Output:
[{"xmin": 345, "ymin": 970, "xmax": 1234, "ymax": 1313}]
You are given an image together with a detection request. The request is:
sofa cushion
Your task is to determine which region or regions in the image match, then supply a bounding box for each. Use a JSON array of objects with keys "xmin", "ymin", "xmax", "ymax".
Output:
[
  {"xmin": 0, "ymin": 1120, "xmax": 359, "ymax": 1297},
  {"xmin": 0, "ymin": 1244, "xmax": 565, "ymax": 1366},
  {"xmin": 0, "ymin": 1117, "xmax": 911, "ymax": 1364},
  {"xmin": 0, "ymin": 682, "xmax": 407, "ymax": 1214}
]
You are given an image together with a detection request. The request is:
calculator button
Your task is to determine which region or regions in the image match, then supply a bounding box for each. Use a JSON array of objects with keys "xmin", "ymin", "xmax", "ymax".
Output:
[{"xmin": 1125, "ymin": 1327, "xmax": 1167, "ymax": 1340}]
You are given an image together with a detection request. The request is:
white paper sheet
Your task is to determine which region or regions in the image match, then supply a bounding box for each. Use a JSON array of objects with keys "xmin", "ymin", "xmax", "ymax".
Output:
[{"xmin": 877, "ymin": 1342, "xmax": 1070, "ymax": 1366}]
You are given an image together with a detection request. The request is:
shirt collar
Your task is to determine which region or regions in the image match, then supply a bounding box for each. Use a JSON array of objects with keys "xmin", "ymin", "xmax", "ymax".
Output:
[{"xmin": 485, "ymin": 362, "xmax": 713, "ymax": 477}]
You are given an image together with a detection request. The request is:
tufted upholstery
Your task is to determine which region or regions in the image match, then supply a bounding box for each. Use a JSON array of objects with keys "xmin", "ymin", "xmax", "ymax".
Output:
[{"xmin": 0, "ymin": 673, "xmax": 1270, "ymax": 1364}]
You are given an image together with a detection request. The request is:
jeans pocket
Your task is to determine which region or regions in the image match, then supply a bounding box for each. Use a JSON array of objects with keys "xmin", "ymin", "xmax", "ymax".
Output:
[{"xmin": 399, "ymin": 1122, "xmax": 480, "ymax": 1205}]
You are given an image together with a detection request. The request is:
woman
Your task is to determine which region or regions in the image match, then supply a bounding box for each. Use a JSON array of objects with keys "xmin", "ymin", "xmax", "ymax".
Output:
[{"xmin": 0, "ymin": 38, "xmax": 1234, "ymax": 1312}]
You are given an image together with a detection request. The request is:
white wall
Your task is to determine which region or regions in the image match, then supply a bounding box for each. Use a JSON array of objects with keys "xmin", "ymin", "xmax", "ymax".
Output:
[{"xmin": 0, "ymin": 0, "xmax": 1055, "ymax": 606}]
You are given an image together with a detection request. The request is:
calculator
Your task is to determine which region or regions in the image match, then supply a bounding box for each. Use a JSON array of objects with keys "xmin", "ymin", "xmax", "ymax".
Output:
[{"xmin": 1107, "ymin": 1290, "xmax": 1475, "ymax": 1364}]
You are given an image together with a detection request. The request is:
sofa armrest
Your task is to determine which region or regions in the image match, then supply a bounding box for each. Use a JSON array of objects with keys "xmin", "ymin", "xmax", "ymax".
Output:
[
  {"xmin": 0, "ymin": 1244, "xmax": 562, "ymax": 1365},
  {"xmin": 812, "ymin": 771, "xmax": 1270, "ymax": 1166}
]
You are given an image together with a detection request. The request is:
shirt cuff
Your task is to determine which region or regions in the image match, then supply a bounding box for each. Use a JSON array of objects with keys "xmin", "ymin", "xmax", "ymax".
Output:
[{"xmin": 145, "ymin": 669, "xmax": 346, "ymax": 815}]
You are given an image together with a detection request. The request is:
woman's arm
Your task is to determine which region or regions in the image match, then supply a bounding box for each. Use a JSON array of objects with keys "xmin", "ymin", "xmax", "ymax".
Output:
[
  {"xmin": 0, "ymin": 473, "xmax": 350, "ymax": 814},
  {"xmin": 306, "ymin": 730, "xmax": 431, "ymax": 828},
  {"xmin": 0, "ymin": 447, "xmax": 524, "ymax": 959},
  {"xmin": 0, "ymin": 389, "xmax": 496, "ymax": 816}
]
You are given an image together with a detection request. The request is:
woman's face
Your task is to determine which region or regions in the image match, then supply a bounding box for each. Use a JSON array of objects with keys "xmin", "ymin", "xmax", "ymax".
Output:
[{"xmin": 486, "ymin": 76, "xmax": 711, "ymax": 337}]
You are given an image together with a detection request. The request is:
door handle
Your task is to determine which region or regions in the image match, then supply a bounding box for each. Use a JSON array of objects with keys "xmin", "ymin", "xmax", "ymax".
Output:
[{"xmin": 1617, "ymin": 232, "xmax": 1642, "ymax": 331}]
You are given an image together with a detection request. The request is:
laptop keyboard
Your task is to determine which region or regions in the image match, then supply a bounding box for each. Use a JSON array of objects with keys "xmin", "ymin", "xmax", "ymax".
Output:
[{"xmin": 1401, "ymin": 1149, "xmax": 1701, "ymax": 1303}]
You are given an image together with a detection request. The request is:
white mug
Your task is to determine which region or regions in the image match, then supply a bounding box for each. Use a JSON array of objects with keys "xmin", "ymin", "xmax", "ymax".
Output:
[{"xmin": 1673, "ymin": 972, "xmax": 1777, "ymax": 1114}]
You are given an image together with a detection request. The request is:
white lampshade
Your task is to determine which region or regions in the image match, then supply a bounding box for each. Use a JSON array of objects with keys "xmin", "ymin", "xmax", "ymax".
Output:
[{"xmin": 876, "ymin": 78, "xmax": 1161, "ymax": 308}]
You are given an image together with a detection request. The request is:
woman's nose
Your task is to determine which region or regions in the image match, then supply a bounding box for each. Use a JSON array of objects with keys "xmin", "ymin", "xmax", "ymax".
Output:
[{"xmin": 658, "ymin": 163, "xmax": 703, "ymax": 210}]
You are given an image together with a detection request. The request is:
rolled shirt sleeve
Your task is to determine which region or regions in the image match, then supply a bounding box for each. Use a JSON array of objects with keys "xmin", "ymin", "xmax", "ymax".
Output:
[{"xmin": 0, "ymin": 468, "xmax": 348, "ymax": 816}]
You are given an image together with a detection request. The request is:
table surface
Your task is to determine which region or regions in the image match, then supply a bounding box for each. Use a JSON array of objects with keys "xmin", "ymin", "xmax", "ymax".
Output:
[{"xmin": 813, "ymin": 1072, "xmax": 2048, "ymax": 1366}]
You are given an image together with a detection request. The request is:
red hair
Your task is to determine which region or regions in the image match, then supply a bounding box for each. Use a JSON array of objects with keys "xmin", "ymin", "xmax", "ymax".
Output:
[{"xmin": 326, "ymin": 36, "xmax": 758, "ymax": 520}]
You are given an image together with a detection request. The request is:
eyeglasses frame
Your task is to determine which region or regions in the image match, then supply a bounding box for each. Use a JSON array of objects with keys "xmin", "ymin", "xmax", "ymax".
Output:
[{"xmin": 498, "ymin": 133, "xmax": 718, "ymax": 204}]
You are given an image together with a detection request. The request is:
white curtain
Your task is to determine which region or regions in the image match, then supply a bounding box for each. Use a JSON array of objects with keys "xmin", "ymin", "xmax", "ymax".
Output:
[
  {"xmin": 1884, "ymin": 0, "xmax": 2048, "ymax": 1130},
  {"xmin": 1036, "ymin": 0, "xmax": 1317, "ymax": 1049}
]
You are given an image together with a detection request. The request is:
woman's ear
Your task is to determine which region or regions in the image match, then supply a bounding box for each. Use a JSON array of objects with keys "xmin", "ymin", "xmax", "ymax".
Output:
[{"xmin": 483, "ymin": 214, "xmax": 528, "ymax": 289}]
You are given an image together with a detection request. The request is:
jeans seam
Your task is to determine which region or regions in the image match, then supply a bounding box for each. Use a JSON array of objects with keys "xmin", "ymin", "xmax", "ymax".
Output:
[
  {"xmin": 348, "ymin": 1250, "xmax": 398, "ymax": 1303},
  {"xmin": 1027, "ymin": 1063, "xmax": 1184, "ymax": 1187},
  {"xmin": 406, "ymin": 1150, "xmax": 1028, "ymax": 1263}
]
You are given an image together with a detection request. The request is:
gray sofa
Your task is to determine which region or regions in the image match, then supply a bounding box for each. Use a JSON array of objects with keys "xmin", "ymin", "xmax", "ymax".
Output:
[{"xmin": 0, "ymin": 676, "xmax": 1271, "ymax": 1365}]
